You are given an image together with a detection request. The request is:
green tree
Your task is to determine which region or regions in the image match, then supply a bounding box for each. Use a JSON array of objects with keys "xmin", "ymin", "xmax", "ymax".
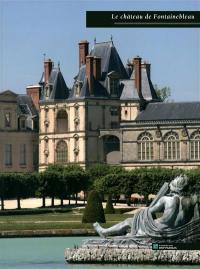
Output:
[
  {"xmin": 120, "ymin": 171, "xmax": 139, "ymax": 206},
  {"xmin": 154, "ymin": 84, "xmax": 171, "ymax": 102},
  {"xmin": 0, "ymin": 173, "xmax": 9, "ymax": 210},
  {"xmin": 135, "ymin": 168, "xmax": 181, "ymax": 204},
  {"xmin": 9, "ymin": 173, "xmax": 30, "ymax": 210},
  {"xmin": 62, "ymin": 165, "xmax": 89, "ymax": 205},
  {"xmin": 38, "ymin": 172, "xmax": 48, "ymax": 208},
  {"xmin": 82, "ymin": 190, "xmax": 105, "ymax": 223},
  {"xmin": 185, "ymin": 169, "xmax": 200, "ymax": 194}
]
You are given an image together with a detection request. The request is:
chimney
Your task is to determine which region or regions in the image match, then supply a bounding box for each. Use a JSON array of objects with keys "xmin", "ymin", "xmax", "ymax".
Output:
[
  {"xmin": 79, "ymin": 40, "xmax": 89, "ymax": 68},
  {"xmin": 142, "ymin": 61, "xmax": 151, "ymax": 78},
  {"xmin": 26, "ymin": 85, "xmax": 41, "ymax": 110},
  {"xmin": 93, "ymin": 56, "xmax": 101, "ymax": 80},
  {"xmin": 86, "ymin": 55, "xmax": 94, "ymax": 95},
  {"xmin": 133, "ymin": 56, "xmax": 142, "ymax": 96},
  {"xmin": 44, "ymin": 59, "xmax": 53, "ymax": 83}
]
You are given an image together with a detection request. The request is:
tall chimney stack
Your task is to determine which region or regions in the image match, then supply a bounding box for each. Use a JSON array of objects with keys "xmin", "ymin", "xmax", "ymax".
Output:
[
  {"xmin": 86, "ymin": 55, "xmax": 94, "ymax": 95},
  {"xmin": 79, "ymin": 40, "xmax": 89, "ymax": 68},
  {"xmin": 93, "ymin": 56, "xmax": 101, "ymax": 80},
  {"xmin": 26, "ymin": 85, "xmax": 41, "ymax": 111},
  {"xmin": 133, "ymin": 56, "xmax": 142, "ymax": 97},
  {"xmin": 44, "ymin": 59, "xmax": 53, "ymax": 83}
]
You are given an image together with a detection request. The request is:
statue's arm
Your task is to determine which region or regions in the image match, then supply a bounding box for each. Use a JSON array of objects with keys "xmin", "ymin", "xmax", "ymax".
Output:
[{"xmin": 149, "ymin": 197, "xmax": 164, "ymax": 214}]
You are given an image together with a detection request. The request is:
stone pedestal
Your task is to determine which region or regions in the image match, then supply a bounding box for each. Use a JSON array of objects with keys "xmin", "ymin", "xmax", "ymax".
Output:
[{"xmin": 65, "ymin": 247, "xmax": 200, "ymax": 264}]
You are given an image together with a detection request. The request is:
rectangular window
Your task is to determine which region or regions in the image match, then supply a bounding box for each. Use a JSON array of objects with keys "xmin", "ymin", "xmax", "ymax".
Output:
[
  {"xmin": 5, "ymin": 112, "xmax": 11, "ymax": 127},
  {"xmin": 191, "ymin": 142, "xmax": 194, "ymax": 159},
  {"xmin": 20, "ymin": 118, "xmax": 26, "ymax": 129},
  {"xmin": 138, "ymin": 143, "xmax": 141, "ymax": 160},
  {"xmin": 5, "ymin": 144, "xmax": 12, "ymax": 166},
  {"xmin": 88, "ymin": 122, "xmax": 92, "ymax": 130},
  {"xmin": 110, "ymin": 78, "xmax": 119, "ymax": 96},
  {"xmin": 20, "ymin": 144, "xmax": 26, "ymax": 165}
]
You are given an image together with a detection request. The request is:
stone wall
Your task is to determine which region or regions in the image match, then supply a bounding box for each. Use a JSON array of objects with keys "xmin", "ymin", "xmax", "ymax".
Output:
[{"xmin": 65, "ymin": 247, "xmax": 200, "ymax": 264}]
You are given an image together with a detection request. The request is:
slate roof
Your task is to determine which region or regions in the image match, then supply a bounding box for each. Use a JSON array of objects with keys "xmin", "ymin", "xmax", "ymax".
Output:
[
  {"xmin": 120, "ymin": 79, "xmax": 140, "ymax": 100},
  {"xmin": 136, "ymin": 102, "xmax": 200, "ymax": 122},
  {"xmin": 17, "ymin": 95, "xmax": 38, "ymax": 117},
  {"xmin": 121, "ymin": 66, "xmax": 158, "ymax": 101},
  {"xmin": 39, "ymin": 72, "xmax": 45, "ymax": 84},
  {"xmin": 90, "ymin": 41, "xmax": 128, "ymax": 80},
  {"xmin": 70, "ymin": 41, "xmax": 128, "ymax": 99},
  {"xmin": 141, "ymin": 68, "xmax": 158, "ymax": 101},
  {"xmin": 48, "ymin": 68, "xmax": 69, "ymax": 100}
]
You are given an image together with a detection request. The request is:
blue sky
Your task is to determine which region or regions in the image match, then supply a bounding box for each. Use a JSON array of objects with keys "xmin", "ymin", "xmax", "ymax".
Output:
[{"xmin": 0, "ymin": 0, "xmax": 200, "ymax": 101}]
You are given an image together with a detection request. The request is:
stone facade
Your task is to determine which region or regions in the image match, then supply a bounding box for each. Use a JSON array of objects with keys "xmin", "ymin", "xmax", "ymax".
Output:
[
  {"xmin": 24, "ymin": 39, "xmax": 200, "ymax": 171},
  {"xmin": 3, "ymin": 40, "xmax": 200, "ymax": 173},
  {"xmin": 0, "ymin": 90, "xmax": 38, "ymax": 172}
]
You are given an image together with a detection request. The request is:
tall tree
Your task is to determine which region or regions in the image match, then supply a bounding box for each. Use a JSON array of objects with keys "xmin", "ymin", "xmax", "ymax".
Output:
[{"xmin": 154, "ymin": 84, "xmax": 171, "ymax": 102}]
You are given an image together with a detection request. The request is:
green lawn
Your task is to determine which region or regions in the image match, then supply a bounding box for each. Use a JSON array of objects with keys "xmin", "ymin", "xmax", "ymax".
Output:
[{"xmin": 0, "ymin": 211, "xmax": 134, "ymax": 231}]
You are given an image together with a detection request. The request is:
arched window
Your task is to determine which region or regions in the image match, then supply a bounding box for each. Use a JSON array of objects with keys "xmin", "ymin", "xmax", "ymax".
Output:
[
  {"xmin": 138, "ymin": 132, "xmax": 153, "ymax": 160},
  {"xmin": 56, "ymin": 141, "xmax": 68, "ymax": 164},
  {"xmin": 102, "ymin": 135, "xmax": 120, "ymax": 164},
  {"xmin": 56, "ymin": 110, "xmax": 68, "ymax": 133},
  {"xmin": 190, "ymin": 131, "xmax": 200, "ymax": 160},
  {"xmin": 164, "ymin": 131, "xmax": 180, "ymax": 160}
]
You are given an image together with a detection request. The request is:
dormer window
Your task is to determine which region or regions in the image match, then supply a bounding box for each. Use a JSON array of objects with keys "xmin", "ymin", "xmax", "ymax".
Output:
[
  {"xmin": 5, "ymin": 112, "xmax": 11, "ymax": 128},
  {"xmin": 45, "ymin": 85, "xmax": 52, "ymax": 98},
  {"xmin": 75, "ymin": 81, "xmax": 82, "ymax": 97},
  {"xmin": 110, "ymin": 78, "xmax": 119, "ymax": 96},
  {"xmin": 20, "ymin": 117, "xmax": 26, "ymax": 130},
  {"xmin": 108, "ymin": 71, "xmax": 120, "ymax": 97}
]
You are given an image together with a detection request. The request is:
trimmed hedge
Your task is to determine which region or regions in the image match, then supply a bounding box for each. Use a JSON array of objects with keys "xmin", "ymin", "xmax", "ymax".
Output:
[
  {"xmin": 82, "ymin": 190, "xmax": 105, "ymax": 223},
  {"xmin": 0, "ymin": 207, "xmax": 72, "ymax": 216}
]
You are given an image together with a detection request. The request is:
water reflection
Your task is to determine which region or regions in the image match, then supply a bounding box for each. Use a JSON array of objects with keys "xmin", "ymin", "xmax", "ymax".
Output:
[{"xmin": 0, "ymin": 237, "xmax": 199, "ymax": 269}]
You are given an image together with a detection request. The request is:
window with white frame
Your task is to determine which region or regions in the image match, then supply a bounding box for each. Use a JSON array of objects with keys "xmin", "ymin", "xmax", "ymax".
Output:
[
  {"xmin": 190, "ymin": 131, "xmax": 200, "ymax": 160},
  {"xmin": 138, "ymin": 132, "xmax": 153, "ymax": 160},
  {"xmin": 164, "ymin": 131, "xmax": 180, "ymax": 160}
]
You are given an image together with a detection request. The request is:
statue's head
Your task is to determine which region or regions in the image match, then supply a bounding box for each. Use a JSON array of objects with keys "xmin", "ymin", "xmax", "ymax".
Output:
[{"xmin": 169, "ymin": 174, "xmax": 188, "ymax": 193}]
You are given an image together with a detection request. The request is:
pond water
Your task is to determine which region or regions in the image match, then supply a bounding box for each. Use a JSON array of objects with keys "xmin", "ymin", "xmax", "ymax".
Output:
[{"xmin": 0, "ymin": 237, "xmax": 199, "ymax": 269}]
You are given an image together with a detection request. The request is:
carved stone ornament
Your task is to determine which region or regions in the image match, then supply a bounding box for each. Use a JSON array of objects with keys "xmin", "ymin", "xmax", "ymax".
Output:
[
  {"xmin": 155, "ymin": 129, "xmax": 161, "ymax": 138},
  {"xmin": 181, "ymin": 128, "xmax": 187, "ymax": 137},
  {"xmin": 44, "ymin": 120, "xmax": 49, "ymax": 126},
  {"xmin": 74, "ymin": 103, "xmax": 79, "ymax": 108},
  {"xmin": 44, "ymin": 136, "xmax": 48, "ymax": 142},
  {"xmin": 74, "ymin": 118, "xmax": 80, "ymax": 124},
  {"xmin": 73, "ymin": 148, "xmax": 79, "ymax": 155},
  {"xmin": 44, "ymin": 105, "xmax": 49, "ymax": 111},
  {"xmin": 44, "ymin": 149, "xmax": 49, "ymax": 156},
  {"xmin": 73, "ymin": 134, "xmax": 79, "ymax": 140}
]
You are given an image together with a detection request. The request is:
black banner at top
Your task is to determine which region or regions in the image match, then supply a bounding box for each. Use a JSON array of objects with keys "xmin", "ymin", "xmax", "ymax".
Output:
[{"xmin": 86, "ymin": 11, "xmax": 200, "ymax": 28}]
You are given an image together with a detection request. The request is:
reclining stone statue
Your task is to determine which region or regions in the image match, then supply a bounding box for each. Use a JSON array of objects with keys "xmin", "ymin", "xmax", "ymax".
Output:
[{"xmin": 93, "ymin": 175, "xmax": 200, "ymax": 243}]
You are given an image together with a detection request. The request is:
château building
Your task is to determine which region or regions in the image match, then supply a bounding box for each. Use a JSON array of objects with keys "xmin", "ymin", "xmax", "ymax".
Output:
[
  {"xmin": 25, "ymin": 39, "xmax": 200, "ymax": 171},
  {"xmin": 0, "ymin": 90, "xmax": 38, "ymax": 172}
]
